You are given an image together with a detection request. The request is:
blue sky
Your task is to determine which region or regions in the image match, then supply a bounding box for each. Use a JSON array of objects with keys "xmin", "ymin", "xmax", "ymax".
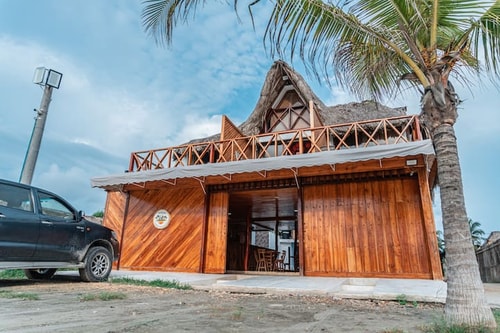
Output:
[{"xmin": 0, "ymin": 1, "xmax": 498, "ymax": 237}]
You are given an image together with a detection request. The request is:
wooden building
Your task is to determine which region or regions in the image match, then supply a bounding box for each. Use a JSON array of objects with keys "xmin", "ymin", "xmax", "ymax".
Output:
[
  {"xmin": 477, "ymin": 232, "xmax": 500, "ymax": 283},
  {"xmin": 92, "ymin": 61, "xmax": 443, "ymax": 280}
]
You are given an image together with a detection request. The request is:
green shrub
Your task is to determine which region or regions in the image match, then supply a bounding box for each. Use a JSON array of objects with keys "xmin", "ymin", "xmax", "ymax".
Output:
[{"xmin": 92, "ymin": 210, "xmax": 104, "ymax": 218}]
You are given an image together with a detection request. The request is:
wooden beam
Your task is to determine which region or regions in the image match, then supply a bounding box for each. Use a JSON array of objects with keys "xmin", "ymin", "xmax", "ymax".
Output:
[
  {"xmin": 252, "ymin": 215, "xmax": 297, "ymax": 222},
  {"xmin": 252, "ymin": 222, "xmax": 274, "ymax": 231},
  {"xmin": 274, "ymin": 198, "xmax": 279, "ymax": 251},
  {"xmin": 417, "ymin": 167, "xmax": 444, "ymax": 280},
  {"xmin": 119, "ymin": 155, "xmax": 428, "ymax": 192},
  {"xmin": 117, "ymin": 192, "xmax": 130, "ymax": 270},
  {"xmin": 199, "ymin": 190, "xmax": 210, "ymax": 273},
  {"xmin": 244, "ymin": 210, "xmax": 251, "ymax": 271},
  {"xmin": 297, "ymin": 186, "xmax": 304, "ymax": 275}
]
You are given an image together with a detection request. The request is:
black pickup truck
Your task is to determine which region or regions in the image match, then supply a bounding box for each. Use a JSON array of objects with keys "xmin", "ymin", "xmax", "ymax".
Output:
[{"xmin": 0, "ymin": 178, "xmax": 119, "ymax": 282}]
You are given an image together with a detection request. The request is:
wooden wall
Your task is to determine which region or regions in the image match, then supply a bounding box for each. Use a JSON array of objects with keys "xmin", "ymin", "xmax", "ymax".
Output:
[
  {"xmin": 302, "ymin": 177, "xmax": 440, "ymax": 279},
  {"xmin": 104, "ymin": 186, "xmax": 206, "ymax": 272},
  {"xmin": 203, "ymin": 192, "xmax": 228, "ymax": 273},
  {"xmin": 102, "ymin": 191, "xmax": 127, "ymax": 268},
  {"xmin": 477, "ymin": 240, "xmax": 500, "ymax": 283},
  {"xmin": 103, "ymin": 191, "xmax": 126, "ymax": 246},
  {"xmin": 102, "ymin": 166, "xmax": 442, "ymax": 279}
]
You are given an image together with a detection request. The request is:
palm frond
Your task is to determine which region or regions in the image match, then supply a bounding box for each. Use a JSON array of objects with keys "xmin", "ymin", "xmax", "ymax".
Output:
[
  {"xmin": 141, "ymin": 0, "xmax": 209, "ymax": 46},
  {"xmin": 468, "ymin": 2, "xmax": 500, "ymax": 75},
  {"xmin": 265, "ymin": 0, "xmax": 427, "ymax": 99},
  {"xmin": 141, "ymin": 0, "xmax": 500, "ymax": 98},
  {"xmin": 141, "ymin": 0, "xmax": 266, "ymax": 45},
  {"xmin": 468, "ymin": 218, "xmax": 486, "ymax": 247},
  {"xmin": 265, "ymin": 0, "xmax": 500, "ymax": 98},
  {"xmin": 333, "ymin": 40, "xmax": 413, "ymax": 100}
]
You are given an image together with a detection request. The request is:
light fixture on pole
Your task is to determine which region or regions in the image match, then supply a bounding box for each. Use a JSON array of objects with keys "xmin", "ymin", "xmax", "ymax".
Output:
[{"xmin": 19, "ymin": 67, "xmax": 63, "ymax": 185}]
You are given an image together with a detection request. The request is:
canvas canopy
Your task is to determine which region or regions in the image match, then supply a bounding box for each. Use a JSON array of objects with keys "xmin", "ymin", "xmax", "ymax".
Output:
[{"xmin": 91, "ymin": 140, "xmax": 434, "ymax": 189}]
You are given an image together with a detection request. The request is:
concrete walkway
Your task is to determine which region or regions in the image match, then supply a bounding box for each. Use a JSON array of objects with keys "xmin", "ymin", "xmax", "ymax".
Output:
[{"xmin": 107, "ymin": 270, "xmax": 500, "ymax": 307}]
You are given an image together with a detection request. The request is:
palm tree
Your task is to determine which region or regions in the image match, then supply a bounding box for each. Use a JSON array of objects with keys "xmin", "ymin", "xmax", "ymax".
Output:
[
  {"xmin": 436, "ymin": 230, "xmax": 445, "ymax": 255},
  {"xmin": 438, "ymin": 218, "xmax": 485, "ymax": 276},
  {"xmin": 141, "ymin": 0, "xmax": 499, "ymax": 327},
  {"xmin": 436, "ymin": 230, "xmax": 446, "ymax": 276},
  {"xmin": 469, "ymin": 218, "xmax": 486, "ymax": 249}
]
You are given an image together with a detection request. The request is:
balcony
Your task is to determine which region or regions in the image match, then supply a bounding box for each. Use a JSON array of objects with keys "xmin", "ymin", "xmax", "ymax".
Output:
[{"xmin": 128, "ymin": 115, "xmax": 426, "ymax": 172}]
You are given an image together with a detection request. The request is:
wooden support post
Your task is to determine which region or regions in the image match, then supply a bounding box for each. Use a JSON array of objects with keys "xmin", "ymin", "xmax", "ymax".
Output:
[
  {"xmin": 414, "ymin": 116, "xmax": 422, "ymax": 141},
  {"xmin": 417, "ymin": 166, "xmax": 444, "ymax": 280},
  {"xmin": 244, "ymin": 211, "xmax": 251, "ymax": 271},
  {"xmin": 309, "ymin": 100, "xmax": 315, "ymax": 153},
  {"xmin": 309, "ymin": 100, "xmax": 315, "ymax": 128},
  {"xmin": 116, "ymin": 191, "xmax": 130, "ymax": 270},
  {"xmin": 297, "ymin": 187, "xmax": 304, "ymax": 275},
  {"xmin": 199, "ymin": 190, "xmax": 210, "ymax": 273}
]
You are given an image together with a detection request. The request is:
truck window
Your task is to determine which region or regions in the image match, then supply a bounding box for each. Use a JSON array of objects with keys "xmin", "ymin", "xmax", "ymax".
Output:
[
  {"xmin": 0, "ymin": 183, "xmax": 33, "ymax": 212},
  {"xmin": 38, "ymin": 191, "xmax": 75, "ymax": 220}
]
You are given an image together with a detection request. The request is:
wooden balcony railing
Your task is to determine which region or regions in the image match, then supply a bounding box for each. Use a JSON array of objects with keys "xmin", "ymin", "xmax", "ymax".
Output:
[{"xmin": 129, "ymin": 115, "xmax": 426, "ymax": 172}]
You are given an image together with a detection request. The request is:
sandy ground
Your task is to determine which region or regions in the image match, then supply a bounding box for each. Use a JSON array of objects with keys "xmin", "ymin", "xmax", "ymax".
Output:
[{"xmin": 0, "ymin": 275, "xmax": 446, "ymax": 333}]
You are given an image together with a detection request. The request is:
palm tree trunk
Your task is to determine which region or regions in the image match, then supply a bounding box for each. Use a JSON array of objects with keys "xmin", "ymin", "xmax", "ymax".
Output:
[{"xmin": 432, "ymin": 123, "xmax": 496, "ymax": 327}]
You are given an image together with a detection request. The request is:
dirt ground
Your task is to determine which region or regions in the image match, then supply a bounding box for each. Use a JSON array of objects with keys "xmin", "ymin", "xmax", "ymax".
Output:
[{"xmin": 0, "ymin": 275, "xmax": 446, "ymax": 333}]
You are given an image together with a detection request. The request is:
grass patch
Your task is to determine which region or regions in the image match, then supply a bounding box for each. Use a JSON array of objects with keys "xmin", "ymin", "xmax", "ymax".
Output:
[
  {"xmin": 0, "ymin": 269, "xmax": 27, "ymax": 279},
  {"xmin": 0, "ymin": 290, "xmax": 39, "ymax": 300},
  {"xmin": 79, "ymin": 292, "xmax": 127, "ymax": 302},
  {"xmin": 231, "ymin": 306, "xmax": 244, "ymax": 321},
  {"xmin": 396, "ymin": 294, "xmax": 408, "ymax": 306},
  {"xmin": 423, "ymin": 309, "xmax": 500, "ymax": 333},
  {"xmin": 110, "ymin": 277, "xmax": 192, "ymax": 290}
]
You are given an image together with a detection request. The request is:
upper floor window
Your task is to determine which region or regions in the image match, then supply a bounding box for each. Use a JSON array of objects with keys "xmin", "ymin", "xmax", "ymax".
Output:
[{"xmin": 264, "ymin": 85, "xmax": 310, "ymax": 133}]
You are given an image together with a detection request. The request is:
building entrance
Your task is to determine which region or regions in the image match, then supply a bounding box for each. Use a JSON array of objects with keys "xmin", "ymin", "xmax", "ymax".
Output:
[{"xmin": 225, "ymin": 188, "xmax": 299, "ymax": 273}]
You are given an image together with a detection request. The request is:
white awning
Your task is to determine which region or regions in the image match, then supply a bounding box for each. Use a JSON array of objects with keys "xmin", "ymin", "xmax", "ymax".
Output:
[{"xmin": 91, "ymin": 139, "xmax": 434, "ymax": 189}]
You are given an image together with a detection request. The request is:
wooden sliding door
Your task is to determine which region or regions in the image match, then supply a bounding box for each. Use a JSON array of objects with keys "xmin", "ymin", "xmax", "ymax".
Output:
[{"xmin": 302, "ymin": 177, "xmax": 440, "ymax": 279}]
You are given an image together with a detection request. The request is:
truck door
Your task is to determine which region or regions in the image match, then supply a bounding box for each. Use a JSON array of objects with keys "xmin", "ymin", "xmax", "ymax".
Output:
[
  {"xmin": 33, "ymin": 190, "xmax": 86, "ymax": 262},
  {"xmin": 0, "ymin": 182, "xmax": 39, "ymax": 259}
]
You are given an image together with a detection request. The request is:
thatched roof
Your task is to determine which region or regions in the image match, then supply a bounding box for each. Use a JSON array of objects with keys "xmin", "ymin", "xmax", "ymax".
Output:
[
  {"xmin": 323, "ymin": 100, "xmax": 406, "ymax": 125},
  {"xmin": 189, "ymin": 60, "xmax": 406, "ymax": 144}
]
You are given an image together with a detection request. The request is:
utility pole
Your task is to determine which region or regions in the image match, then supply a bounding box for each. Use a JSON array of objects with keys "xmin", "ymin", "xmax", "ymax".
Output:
[{"xmin": 19, "ymin": 67, "xmax": 62, "ymax": 185}]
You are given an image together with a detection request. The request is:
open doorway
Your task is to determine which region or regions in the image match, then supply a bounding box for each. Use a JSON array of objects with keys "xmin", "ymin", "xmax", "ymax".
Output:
[{"xmin": 226, "ymin": 188, "xmax": 299, "ymax": 274}]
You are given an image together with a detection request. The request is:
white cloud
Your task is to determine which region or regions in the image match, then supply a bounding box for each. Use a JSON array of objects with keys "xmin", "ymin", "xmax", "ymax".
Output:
[
  {"xmin": 175, "ymin": 114, "xmax": 222, "ymax": 144},
  {"xmin": 36, "ymin": 163, "xmax": 106, "ymax": 214}
]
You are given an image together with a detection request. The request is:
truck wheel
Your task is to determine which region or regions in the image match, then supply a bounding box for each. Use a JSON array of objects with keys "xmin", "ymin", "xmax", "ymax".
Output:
[
  {"xmin": 79, "ymin": 246, "xmax": 112, "ymax": 282},
  {"xmin": 24, "ymin": 268, "xmax": 57, "ymax": 280}
]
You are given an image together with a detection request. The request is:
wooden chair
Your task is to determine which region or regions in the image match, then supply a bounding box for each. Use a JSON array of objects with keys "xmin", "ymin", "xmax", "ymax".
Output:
[
  {"xmin": 265, "ymin": 250, "xmax": 276, "ymax": 271},
  {"xmin": 256, "ymin": 249, "xmax": 268, "ymax": 271}
]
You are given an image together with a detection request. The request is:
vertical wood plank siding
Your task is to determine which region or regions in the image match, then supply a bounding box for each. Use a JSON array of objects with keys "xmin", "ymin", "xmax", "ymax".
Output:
[
  {"xmin": 111, "ymin": 187, "xmax": 205, "ymax": 272},
  {"xmin": 417, "ymin": 168, "xmax": 444, "ymax": 279},
  {"xmin": 203, "ymin": 192, "xmax": 229, "ymax": 273},
  {"xmin": 103, "ymin": 191, "xmax": 126, "ymax": 243},
  {"xmin": 102, "ymin": 191, "xmax": 127, "ymax": 268},
  {"xmin": 303, "ymin": 177, "xmax": 436, "ymax": 278},
  {"xmin": 477, "ymin": 241, "xmax": 500, "ymax": 283}
]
